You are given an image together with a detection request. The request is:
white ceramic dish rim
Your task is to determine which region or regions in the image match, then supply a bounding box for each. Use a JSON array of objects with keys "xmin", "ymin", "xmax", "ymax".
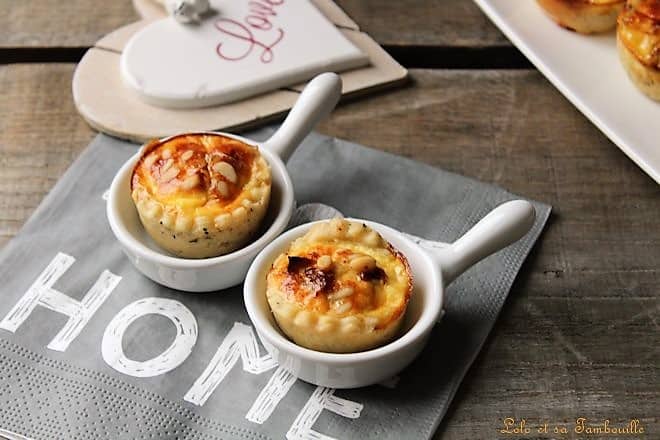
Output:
[
  {"xmin": 244, "ymin": 219, "xmax": 443, "ymax": 364},
  {"xmin": 107, "ymin": 132, "xmax": 294, "ymax": 270}
]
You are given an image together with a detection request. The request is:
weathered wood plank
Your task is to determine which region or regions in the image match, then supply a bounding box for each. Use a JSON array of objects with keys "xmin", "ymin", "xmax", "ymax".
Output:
[
  {"xmin": 437, "ymin": 295, "xmax": 659, "ymax": 438},
  {"xmin": 0, "ymin": 65, "xmax": 657, "ymax": 439},
  {"xmin": 0, "ymin": 0, "xmax": 508, "ymax": 49},
  {"xmin": 336, "ymin": 0, "xmax": 508, "ymax": 47},
  {"xmin": 319, "ymin": 70, "xmax": 660, "ymax": 295},
  {"xmin": 0, "ymin": 64, "xmax": 95, "ymax": 247},
  {"xmin": 0, "ymin": 0, "xmax": 138, "ymax": 48}
]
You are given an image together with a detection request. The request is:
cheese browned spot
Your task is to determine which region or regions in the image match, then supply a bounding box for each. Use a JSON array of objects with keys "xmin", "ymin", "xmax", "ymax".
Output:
[
  {"xmin": 131, "ymin": 133, "xmax": 271, "ymax": 258},
  {"xmin": 266, "ymin": 219, "xmax": 413, "ymax": 353}
]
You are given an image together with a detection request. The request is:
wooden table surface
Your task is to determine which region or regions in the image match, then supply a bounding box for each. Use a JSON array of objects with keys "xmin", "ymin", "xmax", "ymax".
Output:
[{"xmin": 1, "ymin": 1, "xmax": 658, "ymax": 439}]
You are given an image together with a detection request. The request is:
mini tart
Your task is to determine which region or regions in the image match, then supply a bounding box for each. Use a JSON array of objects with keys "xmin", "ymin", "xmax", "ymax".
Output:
[
  {"xmin": 266, "ymin": 219, "xmax": 413, "ymax": 354},
  {"xmin": 131, "ymin": 133, "xmax": 271, "ymax": 258},
  {"xmin": 617, "ymin": 0, "xmax": 660, "ymax": 100},
  {"xmin": 537, "ymin": 0, "xmax": 625, "ymax": 33}
]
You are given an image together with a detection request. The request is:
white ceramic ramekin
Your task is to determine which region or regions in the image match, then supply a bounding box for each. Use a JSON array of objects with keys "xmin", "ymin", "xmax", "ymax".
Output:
[
  {"xmin": 106, "ymin": 73, "xmax": 342, "ymax": 292},
  {"xmin": 244, "ymin": 200, "xmax": 536, "ymax": 388}
]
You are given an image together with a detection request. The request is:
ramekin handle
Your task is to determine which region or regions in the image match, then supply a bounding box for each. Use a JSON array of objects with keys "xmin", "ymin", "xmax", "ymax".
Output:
[
  {"xmin": 426, "ymin": 200, "xmax": 536, "ymax": 286},
  {"xmin": 262, "ymin": 72, "xmax": 342, "ymax": 162}
]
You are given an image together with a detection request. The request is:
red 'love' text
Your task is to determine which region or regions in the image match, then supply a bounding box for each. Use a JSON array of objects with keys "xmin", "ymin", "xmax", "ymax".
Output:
[{"xmin": 215, "ymin": 0, "xmax": 285, "ymax": 64}]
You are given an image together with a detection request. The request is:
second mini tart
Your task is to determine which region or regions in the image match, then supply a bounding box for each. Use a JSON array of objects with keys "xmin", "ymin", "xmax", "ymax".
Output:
[
  {"xmin": 617, "ymin": 0, "xmax": 660, "ymax": 100},
  {"xmin": 537, "ymin": 0, "xmax": 625, "ymax": 33},
  {"xmin": 266, "ymin": 219, "xmax": 413, "ymax": 354},
  {"xmin": 131, "ymin": 133, "xmax": 271, "ymax": 259}
]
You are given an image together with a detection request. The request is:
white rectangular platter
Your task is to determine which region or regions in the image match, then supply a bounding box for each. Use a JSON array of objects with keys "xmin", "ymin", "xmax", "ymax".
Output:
[{"xmin": 474, "ymin": 0, "xmax": 660, "ymax": 184}]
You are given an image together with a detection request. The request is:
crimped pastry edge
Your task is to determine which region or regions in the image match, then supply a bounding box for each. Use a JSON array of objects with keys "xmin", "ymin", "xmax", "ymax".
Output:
[
  {"xmin": 617, "ymin": 32, "xmax": 660, "ymax": 100},
  {"xmin": 267, "ymin": 288, "xmax": 407, "ymax": 353}
]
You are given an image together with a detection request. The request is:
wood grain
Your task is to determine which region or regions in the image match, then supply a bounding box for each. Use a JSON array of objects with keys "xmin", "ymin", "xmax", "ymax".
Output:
[
  {"xmin": 0, "ymin": 0, "xmax": 508, "ymax": 49},
  {"xmin": 335, "ymin": 0, "xmax": 509, "ymax": 47},
  {"xmin": 1, "ymin": 65, "xmax": 658, "ymax": 438},
  {"xmin": 0, "ymin": 64, "xmax": 95, "ymax": 248},
  {"xmin": 319, "ymin": 70, "xmax": 660, "ymax": 291},
  {"xmin": 0, "ymin": 0, "xmax": 138, "ymax": 48}
]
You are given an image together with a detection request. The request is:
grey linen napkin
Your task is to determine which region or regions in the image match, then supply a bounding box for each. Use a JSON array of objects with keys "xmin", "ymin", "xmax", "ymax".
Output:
[{"xmin": 0, "ymin": 128, "xmax": 550, "ymax": 440}]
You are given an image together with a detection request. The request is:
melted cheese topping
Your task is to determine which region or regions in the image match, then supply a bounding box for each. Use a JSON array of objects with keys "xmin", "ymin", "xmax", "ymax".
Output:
[
  {"xmin": 266, "ymin": 219, "xmax": 413, "ymax": 352},
  {"xmin": 132, "ymin": 133, "xmax": 269, "ymax": 220},
  {"xmin": 618, "ymin": 1, "xmax": 660, "ymax": 68}
]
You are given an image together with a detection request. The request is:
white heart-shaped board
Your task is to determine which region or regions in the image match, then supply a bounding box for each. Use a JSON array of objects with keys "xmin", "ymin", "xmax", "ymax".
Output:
[{"xmin": 121, "ymin": 0, "xmax": 369, "ymax": 109}]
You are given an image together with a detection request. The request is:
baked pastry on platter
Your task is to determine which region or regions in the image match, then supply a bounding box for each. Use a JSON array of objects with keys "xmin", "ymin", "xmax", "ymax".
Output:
[
  {"xmin": 617, "ymin": 0, "xmax": 660, "ymax": 100},
  {"xmin": 131, "ymin": 133, "xmax": 271, "ymax": 258},
  {"xmin": 537, "ymin": 0, "xmax": 625, "ymax": 33},
  {"xmin": 266, "ymin": 219, "xmax": 413, "ymax": 353}
]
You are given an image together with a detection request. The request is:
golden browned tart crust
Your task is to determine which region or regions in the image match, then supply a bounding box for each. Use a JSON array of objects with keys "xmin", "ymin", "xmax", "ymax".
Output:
[
  {"xmin": 131, "ymin": 133, "xmax": 271, "ymax": 258},
  {"xmin": 617, "ymin": 0, "xmax": 660, "ymax": 100},
  {"xmin": 537, "ymin": 0, "xmax": 625, "ymax": 33},
  {"xmin": 266, "ymin": 219, "xmax": 413, "ymax": 353}
]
